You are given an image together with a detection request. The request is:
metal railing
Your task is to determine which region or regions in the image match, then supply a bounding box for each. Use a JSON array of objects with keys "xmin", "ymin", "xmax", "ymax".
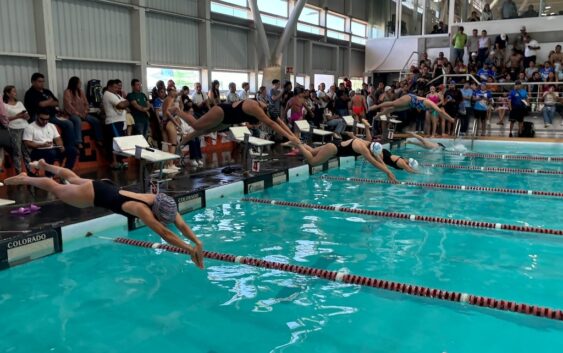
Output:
[
  {"xmin": 399, "ymin": 51, "xmax": 420, "ymax": 82},
  {"xmin": 453, "ymin": 119, "xmax": 461, "ymax": 139},
  {"xmin": 469, "ymin": 119, "xmax": 478, "ymax": 149}
]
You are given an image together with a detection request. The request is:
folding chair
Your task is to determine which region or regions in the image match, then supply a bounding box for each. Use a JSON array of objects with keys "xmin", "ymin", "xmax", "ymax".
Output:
[{"xmin": 294, "ymin": 120, "xmax": 333, "ymax": 145}]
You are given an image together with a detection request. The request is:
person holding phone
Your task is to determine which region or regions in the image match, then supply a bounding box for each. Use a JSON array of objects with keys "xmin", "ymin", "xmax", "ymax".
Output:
[{"xmin": 22, "ymin": 110, "xmax": 75, "ymax": 176}]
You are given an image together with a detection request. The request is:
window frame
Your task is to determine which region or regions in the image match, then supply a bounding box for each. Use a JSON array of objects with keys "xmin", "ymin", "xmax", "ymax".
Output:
[
  {"xmin": 257, "ymin": 0, "xmax": 289, "ymax": 18},
  {"xmin": 326, "ymin": 11, "xmax": 347, "ymax": 32},
  {"xmin": 299, "ymin": 5, "xmax": 321, "ymax": 25},
  {"xmin": 146, "ymin": 67, "xmax": 201, "ymax": 94},
  {"xmin": 210, "ymin": 1, "xmax": 250, "ymax": 19},
  {"xmin": 351, "ymin": 19, "xmax": 368, "ymax": 38},
  {"xmin": 210, "ymin": 70, "xmax": 251, "ymax": 94}
]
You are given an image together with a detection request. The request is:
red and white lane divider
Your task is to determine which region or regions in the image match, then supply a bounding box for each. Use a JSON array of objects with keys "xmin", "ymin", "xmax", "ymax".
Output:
[
  {"xmin": 319, "ymin": 175, "xmax": 563, "ymax": 198},
  {"xmin": 114, "ymin": 237, "xmax": 563, "ymax": 322},
  {"xmin": 434, "ymin": 151, "xmax": 563, "ymax": 162},
  {"xmin": 241, "ymin": 198, "xmax": 563, "ymax": 236},
  {"xmin": 420, "ymin": 163, "xmax": 563, "ymax": 175}
]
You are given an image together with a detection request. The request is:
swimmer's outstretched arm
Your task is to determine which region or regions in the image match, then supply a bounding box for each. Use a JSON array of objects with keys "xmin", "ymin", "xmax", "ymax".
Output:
[
  {"xmin": 407, "ymin": 131, "xmax": 439, "ymax": 149},
  {"xmin": 361, "ymin": 118, "xmax": 373, "ymax": 142},
  {"xmin": 135, "ymin": 206, "xmax": 204, "ymax": 269},
  {"xmin": 361, "ymin": 150, "xmax": 398, "ymax": 183}
]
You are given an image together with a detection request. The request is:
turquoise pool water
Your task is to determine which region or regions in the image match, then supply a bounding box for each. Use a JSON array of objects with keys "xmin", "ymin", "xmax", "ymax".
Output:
[{"xmin": 1, "ymin": 142, "xmax": 562, "ymax": 353}]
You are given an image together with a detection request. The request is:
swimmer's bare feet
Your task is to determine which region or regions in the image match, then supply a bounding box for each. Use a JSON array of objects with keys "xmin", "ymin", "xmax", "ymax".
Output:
[
  {"xmin": 29, "ymin": 159, "xmax": 47, "ymax": 171},
  {"xmin": 5, "ymin": 172, "xmax": 29, "ymax": 185}
]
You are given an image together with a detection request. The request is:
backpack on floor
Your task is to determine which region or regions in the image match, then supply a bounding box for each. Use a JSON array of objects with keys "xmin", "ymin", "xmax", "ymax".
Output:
[
  {"xmin": 521, "ymin": 121, "xmax": 535, "ymax": 138},
  {"xmin": 86, "ymin": 79, "xmax": 103, "ymax": 107}
]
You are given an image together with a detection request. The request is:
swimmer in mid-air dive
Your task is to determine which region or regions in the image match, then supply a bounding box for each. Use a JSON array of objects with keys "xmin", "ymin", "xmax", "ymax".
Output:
[
  {"xmin": 406, "ymin": 131, "xmax": 447, "ymax": 150},
  {"xmin": 178, "ymin": 99, "xmax": 300, "ymax": 145},
  {"xmin": 292, "ymin": 118, "xmax": 399, "ymax": 183},
  {"xmin": 369, "ymin": 93, "xmax": 455, "ymax": 124},
  {"xmin": 3, "ymin": 160, "xmax": 204, "ymax": 269}
]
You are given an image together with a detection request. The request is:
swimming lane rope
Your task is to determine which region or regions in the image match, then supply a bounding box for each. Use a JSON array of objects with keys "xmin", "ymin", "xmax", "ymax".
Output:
[
  {"xmin": 426, "ymin": 151, "xmax": 563, "ymax": 162},
  {"xmin": 114, "ymin": 237, "xmax": 563, "ymax": 322},
  {"xmin": 319, "ymin": 175, "xmax": 563, "ymax": 198},
  {"xmin": 240, "ymin": 198, "xmax": 563, "ymax": 237},
  {"xmin": 419, "ymin": 163, "xmax": 563, "ymax": 175}
]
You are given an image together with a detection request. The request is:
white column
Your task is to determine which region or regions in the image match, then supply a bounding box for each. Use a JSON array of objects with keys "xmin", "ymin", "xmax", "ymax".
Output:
[
  {"xmin": 35, "ymin": 0, "xmax": 57, "ymax": 95},
  {"xmin": 131, "ymin": 0, "xmax": 148, "ymax": 90},
  {"xmin": 198, "ymin": 0, "xmax": 212, "ymax": 90}
]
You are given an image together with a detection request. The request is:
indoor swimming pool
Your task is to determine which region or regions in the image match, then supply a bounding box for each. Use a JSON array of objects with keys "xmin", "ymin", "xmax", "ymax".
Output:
[{"xmin": 1, "ymin": 141, "xmax": 562, "ymax": 353}]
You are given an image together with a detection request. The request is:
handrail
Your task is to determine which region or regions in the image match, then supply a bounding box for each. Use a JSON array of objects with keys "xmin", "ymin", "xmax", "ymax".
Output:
[
  {"xmin": 399, "ymin": 51, "xmax": 420, "ymax": 81},
  {"xmin": 454, "ymin": 119, "xmax": 461, "ymax": 139},
  {"xmin": 469, "ymin": 119, "xmax": 478, "ymax": 149},
  {"xmin": 426, "ymin": 74, "xmax": 481, "ymax": 87}
]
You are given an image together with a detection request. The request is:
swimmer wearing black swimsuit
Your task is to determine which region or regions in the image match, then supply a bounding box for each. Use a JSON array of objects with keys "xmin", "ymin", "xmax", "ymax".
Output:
[
  {"xmin": 437, "ymin": 142, "xmax": 446, "ymax": 150},
  {"xmin": 334, "ymin": 139, "xmax": 360, "ymax": 157},
  {"xmin": 219, "ymin": 102, "xmax": 259, "ymax": 125},
  {"xmin": 91, "ymin": 180, "xmax": 152, "ymax": 217},
  {"xmin": 382, "ymin": 149, "xmax": 406, "ymax": 170}
]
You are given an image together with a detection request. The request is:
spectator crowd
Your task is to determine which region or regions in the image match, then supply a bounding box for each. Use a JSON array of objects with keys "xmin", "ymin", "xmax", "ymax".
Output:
[{"xmin": 0, "ymin": 25, "xmax": 561, "ymax": 178}]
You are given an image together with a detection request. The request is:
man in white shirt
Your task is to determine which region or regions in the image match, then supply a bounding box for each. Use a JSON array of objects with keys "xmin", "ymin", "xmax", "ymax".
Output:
[
  {"xmin": 103, "ymin": 80, "xmax": 129, "ymax": 130},
  {"xmin": 102, "ymin": 79, "xmax": 129, "ymax": 169},
  {"xmin": 191, "ymin": 82, "xmax": 208, "ymax": 118},
  {"xmin": 238, "ymin": 82, "xmax": 250, "ymax": 101},
  {"xmin": 226, "ymin": 83, "xmax": 240, "ymax": 104},
  {"xmin": 316, "ymin": 83, "xmax": 330, "ymax": 111},
  {"xmin": 523, "ymin": 35, "xmax": 540, "ymax": 68},
  {"xmin": 23, "ymin": 110, "xmax": 76, "ymax": 175}
]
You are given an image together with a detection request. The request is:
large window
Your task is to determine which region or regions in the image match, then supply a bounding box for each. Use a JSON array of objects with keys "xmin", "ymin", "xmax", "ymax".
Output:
[
  {"xmin": 351, "ymin": 20, "xmax": 367, "ymax": 44},
  {"xmin": 327, "ymin": 13, "xmax": 349, "ymax": 41},
  {"xmin": 257, "ymin": 0, "xmax": 288, "ymax": 17},
  {"xmin": 327, "ymin": 12, "xmax": 346, "ymax": 32},
  {"xmin": 261, "ymin": 14, "xmax": 288, "ymax": 27},
  {"xmin": 146, "ymin": 67, "xmax": 200, "ymax": 92},
  {"xmin": 453, "ymin": 0, "xmax": 559, "ymax": 23},
  {"xmin": 295, "ymin": 75, "xmax": 305, "ymax": 87},
  {"xmin": 211, "ymin": 71, "xmax": 249, "ymax": 92},
  {"xmin": 425, "ymin": 0, "xmax": 448, "ymax": 34},
  {"xmin": 299, "ymin": 6, "xmax": 320, "ymax": 25},
  {"xmin": 368, "ymin": 0, "xmax": 397, "ymax": 38},
  {"xmin": 210, "ymin": 1, "xmax": 249, "ymax": 19},
  {"xmin": 314, "ymin": 74, "xmax": 335, "ymax": 90},
  {"xmin": 400, "ymin": 0, "xmax": 423, "ymax": 36},
  {"xmin": 298, "ymin": 5, "xmax": 323, "ymax": 34}
]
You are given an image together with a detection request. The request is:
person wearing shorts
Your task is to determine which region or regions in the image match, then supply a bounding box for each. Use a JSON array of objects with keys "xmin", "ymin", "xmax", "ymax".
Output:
[{"xmin": 508, "ymin": 80, "xmax": 528, "ymax": 137}]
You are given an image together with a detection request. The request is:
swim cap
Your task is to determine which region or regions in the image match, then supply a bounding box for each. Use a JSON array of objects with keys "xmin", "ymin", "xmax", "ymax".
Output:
[
  {"xmin": 408, "ymin": 158, "xmax": 419, "ymax": 169},
  {"xmin": 370, "ymin": 142, "xmax": 383, "ymax": 155},
  {"xmin": 152, "ymin": 193, "xmax": 177, "ymax": 224}
]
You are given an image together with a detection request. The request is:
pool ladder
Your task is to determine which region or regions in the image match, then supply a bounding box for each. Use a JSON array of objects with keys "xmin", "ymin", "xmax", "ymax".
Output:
[{"xmin": 469, "ymin": 119, "xmax": 478, "ymax": 150}]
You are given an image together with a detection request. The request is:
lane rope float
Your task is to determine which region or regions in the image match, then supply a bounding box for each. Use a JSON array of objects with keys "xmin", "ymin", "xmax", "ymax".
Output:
[
  {"xmin": 319, "ymin": 175, "xmax": 563, "ymax": 198},
  {"xmin": 241, "ymin": 198, "xmax": 563, "ymax": 237},
  {"xmin": 114, "ymin": 237, "xmax": 563, "ymax": 322},
  {"xmin": 422, "ymin": 151, "xmax": 563, "ymax": 162},
  {"xmin": 419, "ymin": 163, "xmax": 563, "ymax": 175}
]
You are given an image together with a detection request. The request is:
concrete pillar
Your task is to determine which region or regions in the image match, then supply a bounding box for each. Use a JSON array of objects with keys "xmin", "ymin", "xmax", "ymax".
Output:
[
  {"xmin": 131, "ymin": 0, "xmax": 148, "ymax": 91},
  {"xmin": 198, "ymin": 0, "xmax": 212, "ymax": 90},
  {"xmin": 34, "ymin": 0, "xmax": 57, "ymax": 95}
]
